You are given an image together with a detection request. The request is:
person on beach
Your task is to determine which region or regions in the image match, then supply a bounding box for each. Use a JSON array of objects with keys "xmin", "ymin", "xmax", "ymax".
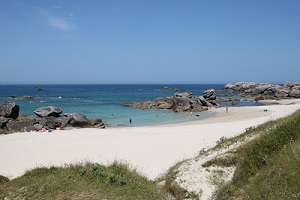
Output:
[
  {"xmin": 226, "ymin": 107, "xmax": 228, "ymax": 113},
  {"xmin": 129, "ymin": 118, "xmax": 132, "ymax": 125}
]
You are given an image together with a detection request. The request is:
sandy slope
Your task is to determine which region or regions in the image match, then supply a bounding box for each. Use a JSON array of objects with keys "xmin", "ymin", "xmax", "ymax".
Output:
[{"xmin": 1, "ymin": 99, "xmax": 300, "ymax": 181}]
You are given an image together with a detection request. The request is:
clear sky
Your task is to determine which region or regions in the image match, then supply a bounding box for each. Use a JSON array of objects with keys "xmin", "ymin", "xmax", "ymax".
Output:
[{"xmin": 1, "ymin": 0, "xmax": 299, "ymax": 84}]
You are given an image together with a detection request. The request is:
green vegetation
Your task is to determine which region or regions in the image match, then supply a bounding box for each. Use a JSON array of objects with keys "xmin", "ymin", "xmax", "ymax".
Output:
[
  {"xmin": 0, "ymin": 162, "xmax": 168, "ymax": 200},
  {"xmin": 159, "ymin": 161, "xmax": 188, "ymax": 199},
  {"xmin": 217, "ymin": 110, "xmax": 300, "ymax": 199},
  {"xmin": 0, "ymin": 175, "xmax": 9, "ymax": 183}
]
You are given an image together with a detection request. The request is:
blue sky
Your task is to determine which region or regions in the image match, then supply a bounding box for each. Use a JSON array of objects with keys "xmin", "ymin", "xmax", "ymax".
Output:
[{"xmin": 1, "ymin": 0, "xmax": 299, "ymax": 84}]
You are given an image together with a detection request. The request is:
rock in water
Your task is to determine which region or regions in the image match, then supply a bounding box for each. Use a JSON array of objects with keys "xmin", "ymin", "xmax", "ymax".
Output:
[{"xmin": 173, "ymin": 92, "xmax": 205, "ymax": 112}]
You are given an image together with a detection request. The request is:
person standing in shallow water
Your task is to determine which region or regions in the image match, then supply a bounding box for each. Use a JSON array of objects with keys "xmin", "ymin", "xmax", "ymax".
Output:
[{"xmin": 129, "ymin": 118, "xmax": 132, "ymax": 126}]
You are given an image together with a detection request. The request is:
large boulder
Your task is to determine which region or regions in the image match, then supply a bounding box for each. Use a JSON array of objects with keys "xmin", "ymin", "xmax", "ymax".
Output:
[
  {"xmin": 155, "ymin": 97, "xmax": 173, "ymax": 109},
  {"xmin": 173, "ymin": 93, "xmax": 193, "ymax": 112},
  {"xmin": 197, "ymin": 96, "xmax": 213, "ymax": 107},
  {"xmin": 63, "ymin": 113, "xmax": 91, "ymax": 128},
  {"xmin": 156, "ymin": 101, "xmax": 173, "ymax": 109},
  {"xmin": 90, "ymin": 118, "xmax": 102, "ymax": 126},
  {"xmin": 283, "ymin": 81, "xmax": 300, "ymax": 89},
  {"xmin": 34, "ymin": 106, "xmax": 62, "ymax": 117},
  {"xmin": 90, "ymin": 118, "xmax": 105, "ymax": 128},
  {"xmin": 37, "ymin": 116, "xmax": 64, "ymax": 129},
  {"xmin": 275, "ymin": 88, "xmax": 289, "ymax": 99},
  {"xmin": 203, "ymin": 89, "xmax": 216, "ymax": 100},
  {"xmin": 253, "ymin": 84, "xmax": 272, "ymax": 94},
  {"xmin": 289, "ymin": 90, "xmax": 300, "ymax": 98},
  {"xmin": 173, "ymin": 92, "xmax": 204, "ymax": 112},
  {"xmin": 0, "ymin": 102, "xmax": 19, "ymax": 119},
  {"xmin": 6, "ymin": 119, "xmax": 36, "ymax": 132}
]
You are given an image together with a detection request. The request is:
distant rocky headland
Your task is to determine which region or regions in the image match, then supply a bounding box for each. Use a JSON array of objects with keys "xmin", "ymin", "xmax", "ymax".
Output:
[
  {"xmin": 221, "ymin": 81, "xmax": 300, "ymax": 100},
  {"xmin": 123, "ymin": 81, "xmax": 300, "ymax": 111}
]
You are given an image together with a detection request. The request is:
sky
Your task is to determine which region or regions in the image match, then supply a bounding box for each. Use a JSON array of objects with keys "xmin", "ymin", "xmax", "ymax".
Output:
[{"xmin": 0, "ymin": 0, "xmax": 300, "ymax": 84}]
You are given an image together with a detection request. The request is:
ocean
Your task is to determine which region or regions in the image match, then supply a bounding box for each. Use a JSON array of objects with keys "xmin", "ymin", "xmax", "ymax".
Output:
[{"xmin": 0, "ymin": 84, "xmax": 263, "ymax": 127}]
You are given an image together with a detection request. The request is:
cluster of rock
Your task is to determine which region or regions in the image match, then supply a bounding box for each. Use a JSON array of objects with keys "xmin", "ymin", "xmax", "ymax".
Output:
[
  {"xmin": 123, "ymin": 89, "xmax": 219, "ymax": 112},
  {"xmin": 10, "ymin": 95, "xmax": 33, "ymax": 99},
  {"xmin": 0, "ymin": 102, "xmax": 105, "ymax": 135},
  {"xmin": 221, "ymin": 81, "xmax": 300, "ymax": 100},
  {"xmin": 163, "ymin": 86, "xmax": 181, "ymax": 91}
]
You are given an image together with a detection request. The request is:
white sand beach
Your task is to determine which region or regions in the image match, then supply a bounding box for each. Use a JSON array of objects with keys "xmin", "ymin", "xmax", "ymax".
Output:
[{"xmin": 1, "ymin": 99, "xmax": 300, "ymax": 181}]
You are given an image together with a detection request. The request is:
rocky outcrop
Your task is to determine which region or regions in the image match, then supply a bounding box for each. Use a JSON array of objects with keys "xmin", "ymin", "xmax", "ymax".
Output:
[
  {"xmin": 0, "ymin": 101, "xmax": 20, "ymax": 119},
  {"xmin": 173, "ymin": 92, "xmax": 209, "ymax": 112},
  {"xmin": 34, "ymin": 106, "xmax": 62, "ymax": 117},
  {"xmin": 6, "ymin": 118, "xmax": 36, "ymax": 132},
  {"xmin": 10, "ymin": 95, "xmax": 33, "ymax": 99},
  {"xmin": 222, "ymin": 82, "xmax": 260, "ymax": 92},
  {"xmin": 290, "ymin": 90, "xmax": 300, "ymax": 98},
  {"xmin": 123, "ymin": 97, "xmax": 173, "ymax": 110},
  {"xmin": 0, "ymin": 102, "xmax": 105, "ymax": 134},
  {"xmin": 123, "ymin": 101, "xmax": 155, "ymax": 110},
  {"xmin": 156, "ymin": 97, "xmax": 173, "ymax": 109},
  {"xmin": 90, "ymin": 118, "xmax": 105, "ymax": 128},
  {"xmin": 63, "ymin": 113, "xmax": 91, "ymax": 128},
  {"xmin": 203, "ymin": 89, "xmax": 216, "ymax": 101},
  {"xmin": 162, "ymin": 87, "xmax": 182, "ymax": 91},
  {"xmin": 123, "ymin": 90, "xmax": 218, "ymax": 112},
  {"xmin": 222, "ymin": 81, "xmax": 300, "ymax": 100},
  {"xmin": 163, "ymin": 86, "xmax": 172, "ymax": 91}
]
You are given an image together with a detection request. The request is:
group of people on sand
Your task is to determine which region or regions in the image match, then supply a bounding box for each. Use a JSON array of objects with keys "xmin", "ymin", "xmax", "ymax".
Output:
[{"xmin": 24, "ymin": 127, "xmax": 53, "ymax": 133}]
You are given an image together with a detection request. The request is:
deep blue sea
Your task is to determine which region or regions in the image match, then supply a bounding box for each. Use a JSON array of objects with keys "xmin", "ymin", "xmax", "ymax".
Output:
[{"xmin": 0, "ymin": 84, "xmax": 262, "ymax": 127}]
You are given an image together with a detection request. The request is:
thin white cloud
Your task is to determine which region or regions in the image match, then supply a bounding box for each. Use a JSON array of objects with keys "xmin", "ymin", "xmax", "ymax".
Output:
[
  {"xmin": 39, "ymin": 9, "xmax": 76, "ymax": 31},
  {"xmin": 68, "ymin": 13, "xmax": 74, "ymax": 21}
]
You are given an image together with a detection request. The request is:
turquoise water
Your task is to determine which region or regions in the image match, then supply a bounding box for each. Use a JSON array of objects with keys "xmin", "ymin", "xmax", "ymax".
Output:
[{"xmin": 0, "ymin": 84, "xmax": 262, "ymax": 127}]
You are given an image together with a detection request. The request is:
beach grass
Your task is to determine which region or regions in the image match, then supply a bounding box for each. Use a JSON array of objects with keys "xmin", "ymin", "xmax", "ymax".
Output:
[
  {"xmin": 158, "ymin": 160, "xmax": 189, "ymax": 199},
  {"xmin": 0, "ymin": 161, "xmax": 168, "ymax": 200},
  {"xmin": 216, "ymin": 110, "xmax": 300, "ymax": 199}
]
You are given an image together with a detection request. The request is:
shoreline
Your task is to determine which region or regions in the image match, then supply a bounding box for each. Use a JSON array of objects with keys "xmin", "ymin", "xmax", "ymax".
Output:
[{"xmin": 1, "ymin": 99, "xmax": 300, "ymax": 180}]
